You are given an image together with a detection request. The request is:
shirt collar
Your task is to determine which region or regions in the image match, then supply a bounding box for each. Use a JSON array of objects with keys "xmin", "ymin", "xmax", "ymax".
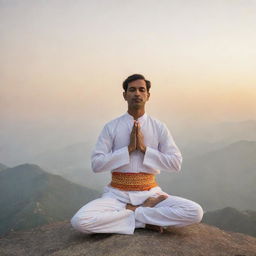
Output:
[{"xmin": 124, "ymin": 112, "xmax": 148, "ymax": 122}]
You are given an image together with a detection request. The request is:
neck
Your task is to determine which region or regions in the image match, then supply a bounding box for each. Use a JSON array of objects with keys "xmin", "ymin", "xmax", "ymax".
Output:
[{"xmin": 127, "ymin": 108, "xmax": 145, "ymax": 120}]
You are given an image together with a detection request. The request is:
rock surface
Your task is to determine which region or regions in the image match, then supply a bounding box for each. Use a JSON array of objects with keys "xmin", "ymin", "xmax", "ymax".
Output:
[{"xmin": 1, "ymin": 221, "xmax": 256, "ymax": 256}]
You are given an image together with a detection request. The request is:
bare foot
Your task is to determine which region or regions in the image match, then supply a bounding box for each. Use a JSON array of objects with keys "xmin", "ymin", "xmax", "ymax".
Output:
[
  {"xmin": 126, "ymin": 203, "xmax": 139, "ymax": 211},
  {"xmin": 142, "ymin": 195, "xmax": 168, "ymax": 207},
  {"xmin": 145, "ymin": 224, "xmax": 164, "ymax": 233}
]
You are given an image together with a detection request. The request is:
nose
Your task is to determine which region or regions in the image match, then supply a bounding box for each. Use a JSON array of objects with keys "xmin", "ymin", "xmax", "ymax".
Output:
[{"xmin": 134, "ymin": 89, "xmax": 140, "ymax": 96}]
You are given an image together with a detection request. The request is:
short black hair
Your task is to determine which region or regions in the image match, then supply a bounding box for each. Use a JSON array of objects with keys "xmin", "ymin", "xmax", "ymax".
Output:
[{"xmin": 122, "ymin": 74, "xmax": 151, "ymax": 92}]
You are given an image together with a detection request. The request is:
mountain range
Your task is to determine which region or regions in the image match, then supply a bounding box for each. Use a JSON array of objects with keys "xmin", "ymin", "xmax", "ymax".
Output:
[
  {"xmin": 202, "ymin": 207, "xmax": 256, "ymax": 237},
  {"xmin": 1, "ymin": 119, "xmax": 255, "ymax": 214},
  {"xmin": 29, "ymin": 142, "xmax": 112, "ymax": 191},
  {"xmin": 158, "ymin": 140, "xmax": 256, "ymax": 211},
  {"xmin": 30, "ymin": 139, "xmax": 256, "ymax": 211},
  {"xmin": 0, "ymin": 163, "xmax": 8, "ymax": 171},
  {"xmin": 179, "ymin": 119, "xmax": 256, "ymax": 158},
  {"xmin": 0, "ymin": 163, "xmax": 99, "ymax": 236},
  {"xmin": 1, "ymin": 162, "xmax": 256, "ymax": 243}
]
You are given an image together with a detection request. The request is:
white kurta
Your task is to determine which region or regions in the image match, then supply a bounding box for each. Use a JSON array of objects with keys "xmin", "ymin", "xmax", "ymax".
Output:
[
  {"xmin": 71, "ymin": 112, "xmax": 203, "ymax": 234},
  {"xmin": 91, "ymin": 112, "xmax": 182, "ymax": 175}
]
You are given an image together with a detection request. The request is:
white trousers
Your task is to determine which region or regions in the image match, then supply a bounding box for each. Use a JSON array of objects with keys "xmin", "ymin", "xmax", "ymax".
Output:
[{"xmin": 71, "ymin": 186, "xmax": 203, "ymax": 235}]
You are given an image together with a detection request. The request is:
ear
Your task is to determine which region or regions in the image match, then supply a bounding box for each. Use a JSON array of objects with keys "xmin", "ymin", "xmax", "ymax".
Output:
[
  {"xmin": 147, "ymin": 92, "xmax": 150, "ymax": 101},
  {"xmin": 123, "ymin": 91, "xmax": 127, "ymax": 101}
]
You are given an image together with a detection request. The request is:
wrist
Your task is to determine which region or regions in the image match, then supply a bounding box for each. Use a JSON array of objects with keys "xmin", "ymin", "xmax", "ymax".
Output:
[
  {"xmin": 141, "ymin": 146, "xmax": 146, "ymax": 153},
  {"xmin": 128, "ymin": 145, "xmax": 135, "ymax": 154}
]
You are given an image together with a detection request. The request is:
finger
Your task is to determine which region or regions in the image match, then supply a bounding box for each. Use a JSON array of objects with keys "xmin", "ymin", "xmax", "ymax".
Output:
[
  {"xmin": 137, "ymin": 124, "xmax": 140, "ymax": 136},
  {"xmin": 137, "ymin": 123, "xmax": 141, "ymax": 132},
  {"xmin": 137, "ymin": 123, "xmax": 141, "ymax": 135},
  {"xmin": 134, "ymin": 122, "xmax": 137, "ymax": 131},
  {"xmin": 132, "ymin": 122, "xmax": 136, "ymax": 133}
]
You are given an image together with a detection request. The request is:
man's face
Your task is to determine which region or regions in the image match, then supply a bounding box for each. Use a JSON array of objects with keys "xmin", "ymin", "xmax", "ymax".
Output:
[{"xmin": 123, "ymin": 79, "xmax": 150, "ymax": 109}]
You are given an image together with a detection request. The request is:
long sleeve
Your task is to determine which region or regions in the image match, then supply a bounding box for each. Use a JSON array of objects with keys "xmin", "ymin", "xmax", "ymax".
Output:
[
  {"xmin": 143, "ymin": 123, "xmax": 182, "ymax": 172},
  {"xmin": 91, "ymin": 124, "xmax": 130, "ymax": 173}
]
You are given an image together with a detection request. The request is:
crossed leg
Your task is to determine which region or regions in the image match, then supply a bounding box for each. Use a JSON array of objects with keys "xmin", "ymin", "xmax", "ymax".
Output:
[
  {"xmin": 126, "ymin": 195, "xmax": 168, "ymax": 232},
  {"xmin": 71, "ymin": 195, "xmax": 203, "ymax": 235},
  {"xmin": 134, "ymin": 195, "xmax": 203, "ymax": 228},
  {"xmin": 71, "ymin": 197, "xmax": 135, "ymax": 234}
]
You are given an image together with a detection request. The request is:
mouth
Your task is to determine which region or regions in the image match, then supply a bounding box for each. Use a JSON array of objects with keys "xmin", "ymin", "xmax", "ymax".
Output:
[{"xmin": 133, "ymin": 98, "xmax": 142, "ymax": 103}]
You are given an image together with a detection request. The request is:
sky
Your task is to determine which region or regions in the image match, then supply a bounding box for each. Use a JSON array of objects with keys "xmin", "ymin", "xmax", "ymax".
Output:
[{"xmin": 1, "ymin": 0, "xmax": 256, "ymax": 164}]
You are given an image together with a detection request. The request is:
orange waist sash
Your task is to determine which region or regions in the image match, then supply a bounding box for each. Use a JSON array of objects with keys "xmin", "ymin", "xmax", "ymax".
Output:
[{"xmin": 110, "ymin": 172, "xmax": 158, "ymax": 191}]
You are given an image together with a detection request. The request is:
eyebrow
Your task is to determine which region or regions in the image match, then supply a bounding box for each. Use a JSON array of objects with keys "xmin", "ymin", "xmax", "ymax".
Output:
[{"xmin": 128, "ymin": 86, "xmax": 146, "ymax": 90}]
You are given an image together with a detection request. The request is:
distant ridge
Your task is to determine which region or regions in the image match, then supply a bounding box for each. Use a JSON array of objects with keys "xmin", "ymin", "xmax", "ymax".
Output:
[
  {"xmin": 0, "ymin": 163, "xmax": 99, "ymax": 236},
  {"xmin": 158, "ymin": 140, "xmax": 256, "ymax": 211},
  {"xmin": 209, "ymin": 139, "xmax": 256, "ymax": 155},
  {"xmin": 203, "ymin": 207, "xmax": 256, "ymax": 237},
  {"xmin": 0, "ymin": 163, "xmax": 8, "ymax": 171}
]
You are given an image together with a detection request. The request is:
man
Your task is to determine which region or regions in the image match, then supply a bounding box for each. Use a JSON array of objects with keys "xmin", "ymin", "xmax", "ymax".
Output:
[{"xmin": 71, "ymin": 74, "xmax": 203, "ymax": 234}]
